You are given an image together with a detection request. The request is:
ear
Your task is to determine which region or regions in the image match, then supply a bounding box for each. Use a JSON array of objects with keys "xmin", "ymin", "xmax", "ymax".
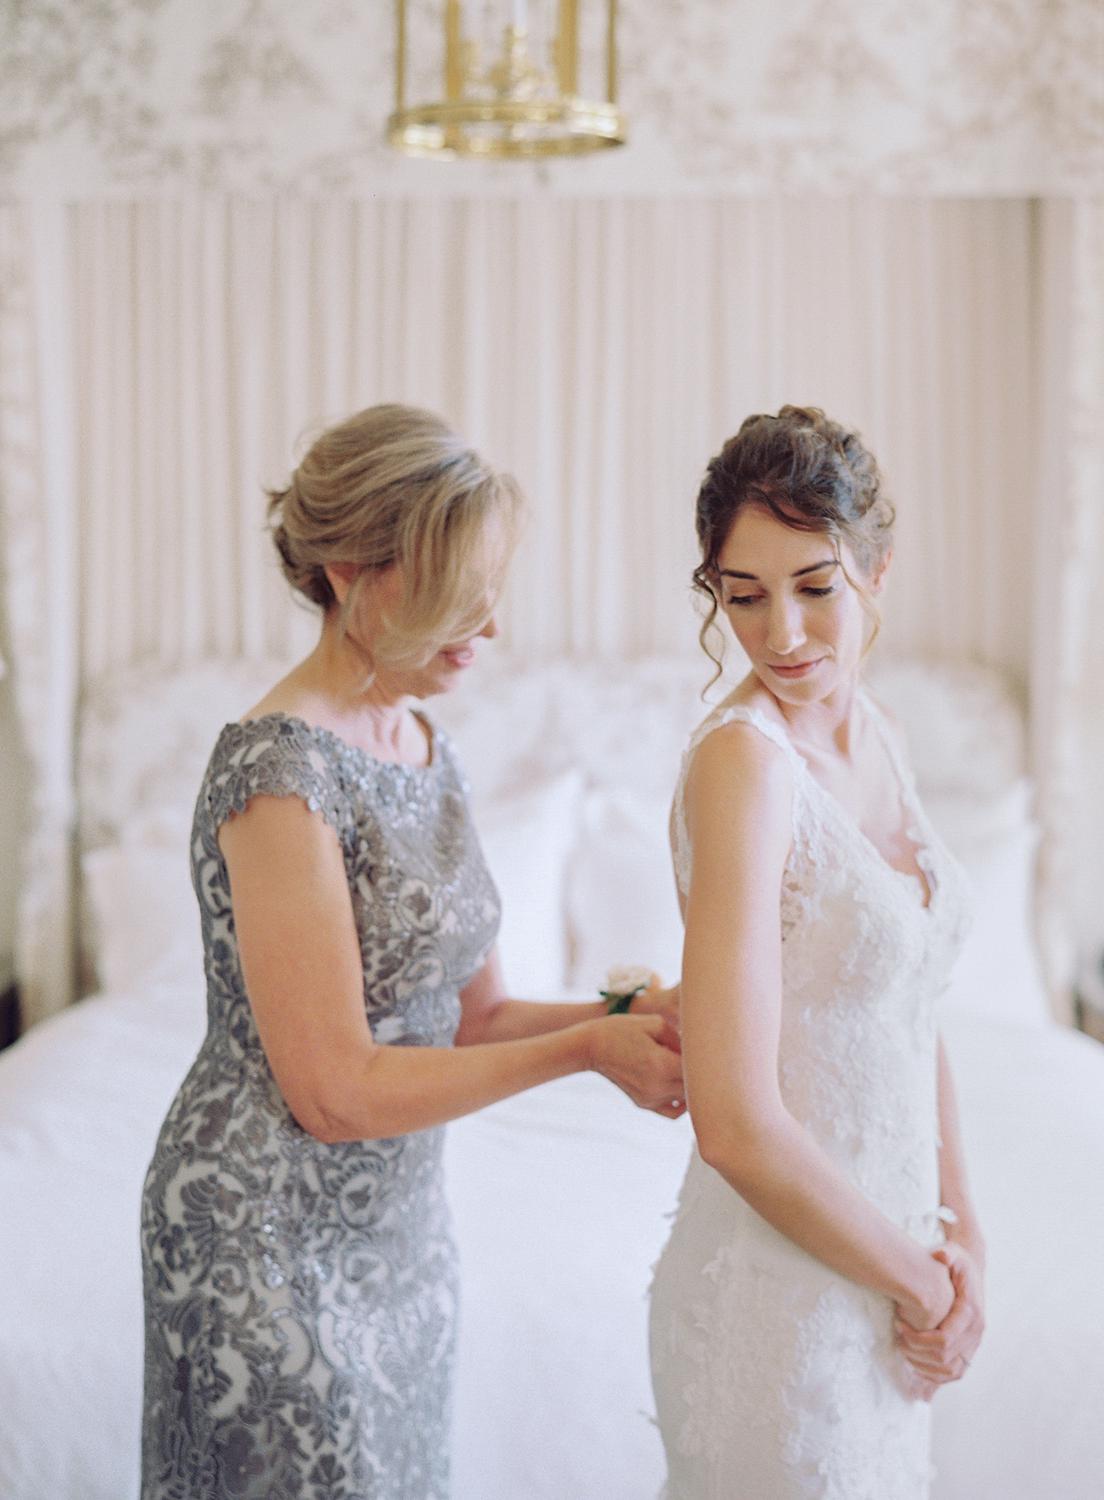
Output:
[
  {"xmin": 870, "ymin": 547, "xmax": 893, "ymax": 595},
  {"xmin": 322, "ymin": 561, "xmax": 361, "ymax": 605}
]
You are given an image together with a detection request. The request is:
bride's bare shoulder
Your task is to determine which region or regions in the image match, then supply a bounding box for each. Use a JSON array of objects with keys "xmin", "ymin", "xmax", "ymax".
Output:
[
  {"xmin": 686, "ymin": 704, "xmax": 793, "ymax": 820},
  {"xmin": 690, "ymin": 682, "xmax": 789, "ymax": 765}
]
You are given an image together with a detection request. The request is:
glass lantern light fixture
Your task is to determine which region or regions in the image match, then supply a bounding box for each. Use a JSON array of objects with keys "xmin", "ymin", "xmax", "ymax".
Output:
[{"xmin": 388, "ymin": 0, "xmax": 626, "ymax": 159}]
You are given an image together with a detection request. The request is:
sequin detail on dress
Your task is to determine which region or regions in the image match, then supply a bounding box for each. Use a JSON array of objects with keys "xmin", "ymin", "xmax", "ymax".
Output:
[
  {"xmin": 140, "ymin": 714, "xmax": 501, "ymax": 1500},
  {"xmin": 649, "ymin": 690, "xmax": 973, "ymax": 1500}
]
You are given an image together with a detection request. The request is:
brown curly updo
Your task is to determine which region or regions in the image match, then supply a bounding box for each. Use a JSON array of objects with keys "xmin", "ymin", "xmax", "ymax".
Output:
[
  {"xmin": 267, "ymin": 404, "xmax": 522, "ymax": 671},
  {"xmin": 692, "ymin": 405, "xmax": 896, "ymax": 686}
]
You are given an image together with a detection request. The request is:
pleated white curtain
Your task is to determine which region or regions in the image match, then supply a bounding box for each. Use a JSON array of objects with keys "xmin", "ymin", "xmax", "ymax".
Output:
[
  {"xmin": 3, "ymin": 194, "xmax": 1099, "ymax": 1026},
  {"xmin": 1029, "ymin": 200, "xmax": 1104, "ymax": 994},
  {"xmin": 0, "ymin": 202, "xmax": 79, "ymax": 1023},
  {"xmin": 67, "ymin": 197, "xmax": 1039, "ymax": 673}
]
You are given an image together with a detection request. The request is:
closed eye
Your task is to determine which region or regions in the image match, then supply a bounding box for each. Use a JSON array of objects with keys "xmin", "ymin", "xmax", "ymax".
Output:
[{"xmin": 725, "ymin": 584, "xmax": 838, "ymax": 606}]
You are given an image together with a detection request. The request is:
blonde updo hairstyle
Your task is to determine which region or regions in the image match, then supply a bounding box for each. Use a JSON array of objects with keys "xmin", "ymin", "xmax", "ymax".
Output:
[
  {"xmin": 269, "ymin": 404, "xmax": 522, "ymax": 673},
  {"xmin": 692, "ymin": 405, "xmax": 895, "ymax": 691}
]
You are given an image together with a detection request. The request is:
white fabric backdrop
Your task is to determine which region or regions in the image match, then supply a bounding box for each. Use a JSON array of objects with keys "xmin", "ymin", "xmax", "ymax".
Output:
[
  {"xmin": 0, "ymin": 203, "xmax": 79, "ymax": 1018},
  {"xmin": 67, "ymin": 196, "xmax": 1041, "ymax": 671},
  {"xmin": 1, "ymin": 194, "xmax": 1101, "ymax": 1025},
  {"xmin": 1029, "ymin": 202, "xmax": 1104, "ymax": 993}
]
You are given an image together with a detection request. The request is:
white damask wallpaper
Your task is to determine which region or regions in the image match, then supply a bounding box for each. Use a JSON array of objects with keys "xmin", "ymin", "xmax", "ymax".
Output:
[{"xmin": 1, "ymin": 0, "xmax": 1101, "ymax": 197}]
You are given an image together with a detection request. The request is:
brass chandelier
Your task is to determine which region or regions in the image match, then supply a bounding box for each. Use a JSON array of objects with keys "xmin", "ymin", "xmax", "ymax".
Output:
[{"xmin": 388, "ymin": 1, "xmax": 626, "ymax": 159}]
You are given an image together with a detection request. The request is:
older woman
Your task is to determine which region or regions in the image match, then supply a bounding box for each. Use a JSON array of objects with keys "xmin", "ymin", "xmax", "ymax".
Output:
[
  {"xmin": 140, "ymin": 404, "xmax": 683, "ymax": 1500},
  {"xmin": 649, "ymin": 407, "xmax": 986, "ymax": 1498}
]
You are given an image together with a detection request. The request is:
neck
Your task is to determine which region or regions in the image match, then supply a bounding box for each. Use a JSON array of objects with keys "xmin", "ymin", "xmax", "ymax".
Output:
[
  {"xmin": 774, "ymin": 677, "xmax": 863, "ymax": 759},
  {"xmin": 297, "ymin": 619, "xmax": 415, "ymax": 752}
]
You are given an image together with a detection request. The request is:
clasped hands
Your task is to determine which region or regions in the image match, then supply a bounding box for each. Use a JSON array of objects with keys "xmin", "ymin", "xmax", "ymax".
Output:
[
  {"xmin": 627, "ymin": 972, "xmax": 682, "ymax": 1042},
  {"xmin": 589, "ymin": 974, "xmax": 685, "ymax": 1118},
  {"xmin": 600, "ymin": 978, "xmax": 990, "ymax": 1398},
  {"xmin": 895, "ymin": 1241, "xmax": 986, "ymax": 1402}
]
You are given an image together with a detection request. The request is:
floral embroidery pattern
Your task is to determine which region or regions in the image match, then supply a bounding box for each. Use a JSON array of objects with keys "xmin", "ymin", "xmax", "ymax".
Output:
[
  {"xmin": 141, "ymin": 714, "xmax": 500, "ymax": 1499},
  {"xmin": 652, "ymin": 691, "xmax": 972, "ymax": 1497}
]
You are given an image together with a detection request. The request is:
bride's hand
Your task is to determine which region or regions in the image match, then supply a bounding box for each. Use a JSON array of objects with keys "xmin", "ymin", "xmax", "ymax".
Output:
[
  {"xmin": 896, "ymin": 1252, "xmax": 954, "ymax": 1333},
  {"xmin": 894, "ymin": 1243, "xmax": 985, "ymax": 1394},
  {"xmin": 584, "ymin": 1013, "xmax": 687, "ymax": 1118}
]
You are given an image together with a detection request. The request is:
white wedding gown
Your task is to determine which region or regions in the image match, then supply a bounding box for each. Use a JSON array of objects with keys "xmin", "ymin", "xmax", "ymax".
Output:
[{"xmin": 649, "ymin": 691, "xmax": 972, "ymax": 1500}]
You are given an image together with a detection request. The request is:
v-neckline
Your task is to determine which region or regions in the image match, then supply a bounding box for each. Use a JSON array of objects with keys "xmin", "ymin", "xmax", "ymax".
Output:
[{"xmin": 753, "ymin": 691, "xmax": 937, "ymax": 912}]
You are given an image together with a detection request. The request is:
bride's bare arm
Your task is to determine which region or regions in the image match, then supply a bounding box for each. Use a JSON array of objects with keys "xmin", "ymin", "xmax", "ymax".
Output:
[
  {"xmin": 893, "ymin": 1038, "xmax": 987, "ymax": 1383},
  {"xmin": 220, "ymin": 795, "xmax": 686, "ymax": 1143},
  {"xmin": 933, "ymin": 1036, "xmax": 986, "ymax": 1267},
  {"xmin": 680, "ymin": 721, "xmax": 954, "ymax": 1331}
]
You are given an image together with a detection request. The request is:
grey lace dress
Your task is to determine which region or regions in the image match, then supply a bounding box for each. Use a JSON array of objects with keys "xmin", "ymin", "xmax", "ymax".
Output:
[{"xmin": 140, "ymin": 712, "xmax": 501, "ymax": 1500}]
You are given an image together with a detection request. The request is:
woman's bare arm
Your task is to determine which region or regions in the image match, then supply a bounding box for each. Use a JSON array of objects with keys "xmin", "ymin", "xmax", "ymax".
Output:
[
  {"xmin": 934, "ymin": 1035, "xmax": 986, "ymax": 1267},
  {"xmin": 455, "ymin": 948, "xmax": 679, "ymax": 1053},
  {"xmin": 892, "ymin": 1036, "xmax": 987, "ymax": 1384},
  {"xmin": 219, "ymin": 795, "xmax": 685, "ymax": 1143},
  {"xmin": 455, "ymin": 949, "xmax": 608, "ymax": 1043},
  {"xmin": 680, "ymin": 721, "xmax": 954, "ymax": 1330}
]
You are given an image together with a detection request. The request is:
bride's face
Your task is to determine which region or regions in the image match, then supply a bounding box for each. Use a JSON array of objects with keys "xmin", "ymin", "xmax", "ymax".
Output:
[{"xmin": 715, "ymin": 504, "xmax": 883, "ymax": 704}]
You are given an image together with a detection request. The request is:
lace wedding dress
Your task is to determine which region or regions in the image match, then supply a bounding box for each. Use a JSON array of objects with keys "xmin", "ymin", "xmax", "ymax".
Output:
[{"xmin": 649, "ymin": 689, "xmax": 972, "ymax": 1499}]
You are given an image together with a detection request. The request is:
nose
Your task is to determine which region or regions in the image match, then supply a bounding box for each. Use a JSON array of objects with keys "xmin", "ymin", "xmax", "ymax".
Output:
[
  {"xmin": 765, "ymin": 594, "xmax": 806, "ymax": 657},
  {"xmin": 479, "ymin": 614, "xmax": 499, "ymax": 641}
]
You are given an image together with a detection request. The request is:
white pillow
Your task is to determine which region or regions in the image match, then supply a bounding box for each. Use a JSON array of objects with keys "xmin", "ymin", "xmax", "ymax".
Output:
[
  {"xmin": 82, "ymin": 839, "xmax": 203, "ymax": 994},
  {"xmin": 474, "ymin": 772, "xmax": 583, "ymax": 999},
  {"xmin": 868, "ymin": 659, "xmax": 1026, "ymax": 800},
  {"xmin": 563, "ymin": 779, "xmax": 1050, "ymax": 1029},
  {"xmin": 924, "ymin": 776, "xmax": 1035, "ymax": 852},
  {"xmin": 431, "ymin": 667, "xmax": 561, "ymax": 807},
  {"xmin": 935, "ymin": 811, "xmax": 1051, "ymax": 1027},
  {"xmin": 566, "ymin": 787, "xmax": 684, "ymax": 994},
  {"xmin": 84, "ymin": 775, "xmax": 584, "ymax": 1003}
]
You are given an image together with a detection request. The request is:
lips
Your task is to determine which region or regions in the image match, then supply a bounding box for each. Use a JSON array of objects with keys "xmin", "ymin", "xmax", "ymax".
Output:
[
  {"xmin": 439, "ymin": 645, "xmax": 476, "ymax": 668},
  {"xmin": 768, "ymin": 658, "xmax": 823, "ymax": 679}
]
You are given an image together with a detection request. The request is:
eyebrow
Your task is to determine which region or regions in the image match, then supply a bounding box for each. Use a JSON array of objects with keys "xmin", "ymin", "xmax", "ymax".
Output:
[{"xmin": 718, "ymin": 559, "xmax": 840, "ymax": 581}]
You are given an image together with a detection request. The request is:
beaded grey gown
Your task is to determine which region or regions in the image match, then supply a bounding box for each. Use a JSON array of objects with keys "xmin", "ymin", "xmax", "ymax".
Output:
[{"xmin": 140, "ymin": 712, "xmax": 501, "ymax": 1500}]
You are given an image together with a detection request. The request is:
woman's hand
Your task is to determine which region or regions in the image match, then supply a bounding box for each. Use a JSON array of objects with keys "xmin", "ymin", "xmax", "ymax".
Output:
[
  {"xmin": 896, "ymin": 1251, "xmax": 955, "ymax": 1333},
  {"xmin": 894, "ymin": 1242, "xmax": 985, "ymax": 1400},
  {"xmin": 584, "ymin": 1013, "xmax": 687, "ymax": 1118},
  {"xmin": 628, "ymin": 973, "xmax": 681, "ymax": 1048}
]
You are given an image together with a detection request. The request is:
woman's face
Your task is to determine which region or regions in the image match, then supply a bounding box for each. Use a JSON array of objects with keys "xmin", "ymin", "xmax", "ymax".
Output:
[
  {"xmin": 408, "ymin": 604, "xmax": 499, "ymax": 697},
  {"xmin": 714, "ymin": 504, "xmax": 884, "ymax": 705},
  {"xmin": 331, "ymin": 560, "xmax": 500, "ymax": 699}
]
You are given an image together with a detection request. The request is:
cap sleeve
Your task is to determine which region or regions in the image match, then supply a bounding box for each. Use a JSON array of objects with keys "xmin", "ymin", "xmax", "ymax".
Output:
[{"xmin": 204, "ymin": 716, "xmax": 348, "ymax": 838}]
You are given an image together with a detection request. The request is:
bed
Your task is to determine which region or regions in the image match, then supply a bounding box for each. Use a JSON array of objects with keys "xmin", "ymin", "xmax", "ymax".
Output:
[{"xmin": 1, "ymin": 653, "xmax": 1102, "ymax": 1500}]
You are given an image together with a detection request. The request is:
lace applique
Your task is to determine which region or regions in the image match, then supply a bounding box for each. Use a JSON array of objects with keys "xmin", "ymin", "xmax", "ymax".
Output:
[
  {"xmin": 141, "ymin": 713, "xmax": 501, "ymax": 1499},
  {"xmin": 205, "ymin": 714, "xmax": 348, "ymax": 835},
  {"xmin": 651, "ymin": 692, "xmax": 974, "ymax": 1498}
]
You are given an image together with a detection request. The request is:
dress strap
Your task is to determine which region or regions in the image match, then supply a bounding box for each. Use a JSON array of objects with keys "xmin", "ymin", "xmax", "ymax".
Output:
[
  {"xmin": 685, "ymin": 702, "xmax": 808, "ymax": 779},
  {"xmin": 858, "ymin": 687, "xmax": 919, "ymax": 805},
  {"xmin": 858, "ymin": 686, "xmax": 939, "ymax": 907}
]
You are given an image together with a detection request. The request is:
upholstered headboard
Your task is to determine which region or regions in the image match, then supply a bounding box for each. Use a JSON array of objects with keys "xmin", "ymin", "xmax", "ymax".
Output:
[{"xmin": 74, "ymin": 651, "xmax": 1044, "ymax": 1023}]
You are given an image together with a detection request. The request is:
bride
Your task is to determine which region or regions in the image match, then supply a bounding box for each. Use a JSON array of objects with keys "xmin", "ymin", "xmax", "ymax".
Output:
[{"xmin": 649, "ymin": 407, "xmax": 987, "ymax": 1498}]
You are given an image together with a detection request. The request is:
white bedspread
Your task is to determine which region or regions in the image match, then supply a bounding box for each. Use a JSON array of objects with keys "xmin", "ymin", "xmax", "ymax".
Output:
[{"xmin": 0, "ymin": 983, "xmax": 1102, "ymax": 1500}]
